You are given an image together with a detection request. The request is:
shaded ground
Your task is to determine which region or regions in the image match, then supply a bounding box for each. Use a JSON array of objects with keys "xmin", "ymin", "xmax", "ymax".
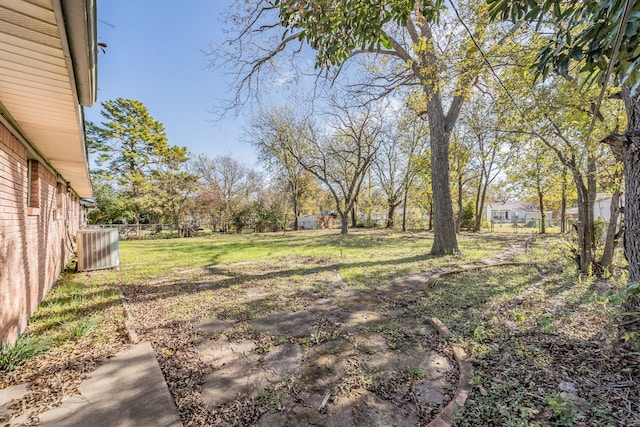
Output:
[{"xmin": 194, "ymin": 276, "xmax": 457, "ymax": 426}]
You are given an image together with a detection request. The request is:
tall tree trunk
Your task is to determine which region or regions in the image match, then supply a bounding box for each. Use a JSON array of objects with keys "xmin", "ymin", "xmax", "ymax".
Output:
[
  {"xmin": 624, "ymin": 140, "xmax": 640, "ymax": 283},
  {"xmin": 428, "ymin": 202, "xmax": 433, "ymax": 231},
  {"xmin": 475, "ymin": 178, "xmax": 489, "ymax": 232},
  {"xmin": 428, "ymin": 103, "xmax": 458, "ymax": 254},
  {"xmin": 292, "ymin": 183, "xmax": 299, "ymax": 231},
  {"xmin": 402, "ymin": 185, "xmax": 409, "ymax": 232},
  {"xmin": 455, "ymin": 174, "xmax": 463, "ymax": 233},
  {"xmin": 605, "ymin": 88, "xmax": 640, "ymax": 284},
  {"xmin": 600, "ymin": 188, "xmax": 622, "ymax": 272},
  {"xmin": 622, "ymin": 91, "xmax": 640, "ymax": 284},
  {"xmin": 387, "ymin": 202, "xmax": 395, "ymax": 228},
  {"xmin": 587, "ymin": 155, "xmax": 597, "ymax": 269},
  {"xmin": 572, "ymin": 167, "xmax": 595, "ymax": 275},
  {"xmin": 351, "ymin": 206, "xmax": 357, "ymax": 228},
  {"xmin": 537, "ymin": 183, "xmax": 546, "ymax": 234},
  {"xmin": 339, "ymin": 211, "xmax": 349, "ymax": 235},
  {"xmin": 601, "ymin": 90, "xmax": 640, "ymax": 317},
  {"xmin": 560, "ymin": 169, "xmax": 567, "ymax": 233},
  {"xmin": 473, "ymin": 173, "xmax": 484, "ymax": 232}
]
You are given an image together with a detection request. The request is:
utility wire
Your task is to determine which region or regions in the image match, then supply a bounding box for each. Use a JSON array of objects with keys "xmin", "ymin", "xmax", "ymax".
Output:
[
  {"xmin": 449, "ymin": 0, "xmax": 632, "ymax": 147},
  {"xmin": 585, "ymin": 0, "xmax": 633, "ymax": 143},
  {"xmin": 448, "ymin": 0, "xmax": 526, "ymax": 117}
]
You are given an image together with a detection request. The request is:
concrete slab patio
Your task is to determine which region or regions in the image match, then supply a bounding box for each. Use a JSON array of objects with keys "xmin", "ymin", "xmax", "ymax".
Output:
[{"xmin": 34, "ymin": 341, "xmax": 182, "ymax": 427}]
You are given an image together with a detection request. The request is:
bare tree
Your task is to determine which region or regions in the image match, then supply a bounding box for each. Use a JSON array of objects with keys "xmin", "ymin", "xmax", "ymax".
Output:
[
  {"xmin": 194, "ymin": 155, "xmax": 252, "ymax": 232},
  {"xmin": 372, "ymin": 109, "xmax": 429, "ymax": 229},
  {"xmin": 269, "ymin": 99, "xmax": 384, "ymax": 234}
]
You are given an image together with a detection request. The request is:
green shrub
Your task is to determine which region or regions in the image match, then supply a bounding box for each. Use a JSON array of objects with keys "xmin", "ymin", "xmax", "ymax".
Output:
[
  {"xmin": 608, "ymin": 282, "xmax": 640, "ymax": 350},
  {"xmin": 461, "ymin": 199, "xmax": 475, "ymax": 230}
]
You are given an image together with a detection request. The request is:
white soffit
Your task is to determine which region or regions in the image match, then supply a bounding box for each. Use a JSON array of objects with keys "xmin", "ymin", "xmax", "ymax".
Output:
[{"xmin": 0, "ymin": 0, "xmax": 91, "ymax": 197}]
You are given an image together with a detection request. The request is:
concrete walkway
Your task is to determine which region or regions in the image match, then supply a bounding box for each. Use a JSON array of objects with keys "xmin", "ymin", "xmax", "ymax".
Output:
[{"xmin": 35, "ymin": 341, "xmax": 182, "ymax": 427}]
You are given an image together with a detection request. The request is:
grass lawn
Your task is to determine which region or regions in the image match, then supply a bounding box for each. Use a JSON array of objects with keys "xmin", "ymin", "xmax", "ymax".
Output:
[
  {"xmin": 116, "ymin": 228, "xmax": 511, "ymax": 283},
  {"xmin": 1, "ymin": 229, "xmax": 637, "ymax": 426}
]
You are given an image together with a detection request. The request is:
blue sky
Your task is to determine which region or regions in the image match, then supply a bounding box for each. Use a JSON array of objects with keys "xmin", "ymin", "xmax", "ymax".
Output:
[{"xmin": 83, "ymin": 1, "xmax": 258, "ymax": 167}]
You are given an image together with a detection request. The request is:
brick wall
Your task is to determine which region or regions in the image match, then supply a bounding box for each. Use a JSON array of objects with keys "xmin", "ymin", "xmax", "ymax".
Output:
[{"xmin": 0, "ymin": 121, "xmax": 80, "ymax": 344}]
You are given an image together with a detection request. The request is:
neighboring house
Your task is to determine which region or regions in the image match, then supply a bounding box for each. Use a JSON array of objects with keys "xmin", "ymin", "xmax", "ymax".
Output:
[
  {"xmin": 485, "ymin": 201, "xmax": 530, "ymax": 221},
  {"xmin": 485, "ymin": 201, "xmax": 553, "ymax": 223},
  {"xmin": 0, "ymin": 1, "xmax": 97, "ymax": 344},
  {"xmin": 566, "ymin": 193, "xmax": 623, "ymax": 223},
  {"xmin": 298, "ymin": 215, "xmax": 333, "ymax": 230}
]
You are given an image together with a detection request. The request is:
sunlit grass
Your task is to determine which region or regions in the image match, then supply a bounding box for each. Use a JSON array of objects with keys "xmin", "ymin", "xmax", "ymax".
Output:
[
  {"xmin": 410, "ymin": 264, "xmax": 540, "ymax": 336},
  {"xmin": 20, "ymin": 230, "xmax": 559, "ymax": 355},
  {"xmin": 27, "ymin": 271, "xmax": 123, "ymax": 346},
  {"xmin": 116, "ymin": 229, "xmax": 519, "ymax": 286}
]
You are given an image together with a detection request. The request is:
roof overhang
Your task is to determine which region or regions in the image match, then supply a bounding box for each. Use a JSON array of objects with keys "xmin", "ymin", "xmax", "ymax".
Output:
[{"xmin": 0, "ymin": 0, "xmax": 97, "ymax": 198}]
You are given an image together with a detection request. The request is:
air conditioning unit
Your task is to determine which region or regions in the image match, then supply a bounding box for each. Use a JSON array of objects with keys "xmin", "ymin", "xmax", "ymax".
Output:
[{"xmin": 77, "ymin": 229, "xmax": 120, "ymax": 272}]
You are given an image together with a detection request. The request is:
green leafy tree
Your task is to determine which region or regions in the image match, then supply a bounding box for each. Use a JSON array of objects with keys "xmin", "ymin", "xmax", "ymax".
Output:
[
  {"xmin": 87, "ymin": 171, "xmax": 134, "ymax": 224},
  {"xmin": 218, "ymin": 0, "xmax": 522, "ymax": 254},
  {"xmin": 507, "ymin": 73, "xmax": 621, "ymax": 272},
  {"xmin": 460, "ymin": 199, "xmax": 476, "ymax": 230},
  {"xmin": 87, "ymin": 98, "xmax": 177, "ymax": 225},
  {"xmin": 149, "ymin": 150, "xmax": 199, "ymax": 236},
  {"xmin": 488, "ymin": 0, "xmax": 640, "ymax": 288},
  {"xmin": 506, "ymin": 139, "xmax": 563, "ymax": 234}
]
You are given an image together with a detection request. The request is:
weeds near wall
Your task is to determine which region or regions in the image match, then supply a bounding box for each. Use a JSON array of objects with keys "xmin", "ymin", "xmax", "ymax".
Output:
[{"xmin": 0, "ymin": 335, "xmax": 50, "ymax": 372}]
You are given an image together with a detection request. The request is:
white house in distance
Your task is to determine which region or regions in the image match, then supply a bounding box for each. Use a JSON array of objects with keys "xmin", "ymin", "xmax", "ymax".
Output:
[
  {"xmin": 485, "ymin": 201, "xmax": 553, "ymax": 223},
  {"xmin": 566, "ymin": 193, "xmax": 622, "ymax": 223}
]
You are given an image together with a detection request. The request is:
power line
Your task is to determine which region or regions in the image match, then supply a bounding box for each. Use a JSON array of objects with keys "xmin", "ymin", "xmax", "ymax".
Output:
[
  {"xmin": 585, "ymin": 0, "xmax": 633, "ymax": 145},
  {"xmin": 448, "ymin": 0, "xmax": 525, "ymax": 117},
  {"xmin": 449, "ymin": 0, "xmax": 631, "ymax": 151}
]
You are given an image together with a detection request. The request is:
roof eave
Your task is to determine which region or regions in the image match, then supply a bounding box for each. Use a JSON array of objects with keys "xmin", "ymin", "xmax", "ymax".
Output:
[{"xmin": 60, "ymin": 0, "xmax": 97, "ymax": 107}]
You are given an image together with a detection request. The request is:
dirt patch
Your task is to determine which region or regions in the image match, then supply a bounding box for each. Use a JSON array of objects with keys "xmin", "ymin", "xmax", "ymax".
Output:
[{"xmin": 191, "ymin": 269, "xmax": 459, "ymax": 426}]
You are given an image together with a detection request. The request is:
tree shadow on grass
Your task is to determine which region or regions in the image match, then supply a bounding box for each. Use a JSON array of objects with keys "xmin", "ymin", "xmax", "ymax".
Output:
[{"xmin": 121, "ymin": 252, "xmax": 439, "ymax": 306}]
